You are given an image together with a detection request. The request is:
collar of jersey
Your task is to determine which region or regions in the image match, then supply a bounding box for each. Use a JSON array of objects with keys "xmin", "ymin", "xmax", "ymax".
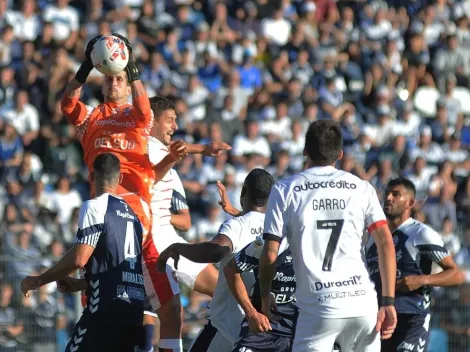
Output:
[
  {"xmin": 305, "ymin": 165, "xmax": 337, "ymax": 175},
  {"xmin": 395, "ymin": 217, "xmax": 415, "ymax": 231}
]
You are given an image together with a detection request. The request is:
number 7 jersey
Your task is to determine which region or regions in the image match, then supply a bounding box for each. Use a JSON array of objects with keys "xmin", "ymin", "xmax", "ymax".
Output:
[{"xmin": 264, "ymin": 166, "xmax": 387, "ymax": 319}]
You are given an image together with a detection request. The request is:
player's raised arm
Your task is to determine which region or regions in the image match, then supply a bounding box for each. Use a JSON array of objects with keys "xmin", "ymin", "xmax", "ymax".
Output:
[
  {"xmin": 112, "ymin": 33, "xmax": 151, "ymax": 125},
  {"xmin": 61, "ymin": 35, "xmax": 102, "ymax": 126}
]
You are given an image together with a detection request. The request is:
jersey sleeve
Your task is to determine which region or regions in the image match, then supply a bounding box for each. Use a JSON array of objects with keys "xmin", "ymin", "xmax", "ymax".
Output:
[
  {"xmin": 60, "ymin": 94, "xmax": 94, "ymax": 127},
  {"xmin": 75, "ymin": 197, "xmax": 106, "ymax": 248},
  {"xmin": 415, "ymin": 226, "xmax": 450, "ymax": 263},
  {"xmin": 364, "ymin": 182, "xmax": 388, "ymax": 233},
  {"xmin": 171, "ymin": 171, "xmax": 189, "ymax": 212},
  {"xmin": 234, "ymin": 236, "xmax": 264, "ymax": 272},
  {"xmin": 218, "ymin": 218, "xmax": 243, "ymax": 253},
  {"xmin": 148, "ymin": 137, "xmax": 169, "ymax": 166},
  {"xmin": 263, "ymin": 182, "xmax": 289, "ymax": 242},
  {"xmin": 131, "ymin": 95, "xmax": 153, "ymax": 130}
]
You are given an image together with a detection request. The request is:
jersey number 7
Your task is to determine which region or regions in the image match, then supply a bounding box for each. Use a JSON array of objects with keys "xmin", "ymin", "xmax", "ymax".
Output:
[{"xmin": 317, "ymin": 219, "xmax": 345, "ymax": 271}]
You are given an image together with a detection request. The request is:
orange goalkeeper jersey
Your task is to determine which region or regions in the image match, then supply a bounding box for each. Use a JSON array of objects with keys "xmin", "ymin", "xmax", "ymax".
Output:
[{"xmin": 61, "ymin": 94, "xmax": 154, "ymax": 204}]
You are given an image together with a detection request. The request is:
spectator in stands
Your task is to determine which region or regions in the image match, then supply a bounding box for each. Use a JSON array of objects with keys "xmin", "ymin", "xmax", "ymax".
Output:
[{"xmin": 0, "ymin": 283, "xmax": 24, "ymax": 351}]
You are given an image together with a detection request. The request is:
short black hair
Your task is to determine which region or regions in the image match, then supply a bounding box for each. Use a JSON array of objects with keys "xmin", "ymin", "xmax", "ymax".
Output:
[
  {"xmin": 305, "ymin": 120, "xmax": 343, "ymax": 166},
  {"xmin": 387, "ymin": 177, "xmax": 416, "ymax": 197},
  {"xmin": 93, "ymin": 153, "xmax": 121, "ymax": 185},
  {"xmin": 242, "ymin": 168, "xmax": 274, "ymax": 207},
  {"xmin": 149, "ymin": 96, "xmax": 175, "ymax": 119}
]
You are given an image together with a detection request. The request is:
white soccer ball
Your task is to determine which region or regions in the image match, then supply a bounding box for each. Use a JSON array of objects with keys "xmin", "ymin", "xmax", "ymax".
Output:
[{"xmin": 90, "ymin": 35, "xmax": 130, "ymax": 75}]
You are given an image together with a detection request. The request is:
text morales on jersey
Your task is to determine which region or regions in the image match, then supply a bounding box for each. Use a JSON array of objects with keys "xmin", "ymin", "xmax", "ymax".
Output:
[
  {"xmin": 314, "ymin": 275, "xmax": 362, "ymax": 291},
  {"xmin": 122, "ymin": 271, "xmax": 144, "ymax": 285},
  {"xmin": 294, "ymin": 180, "xmax": 357, "ymax": 192}
]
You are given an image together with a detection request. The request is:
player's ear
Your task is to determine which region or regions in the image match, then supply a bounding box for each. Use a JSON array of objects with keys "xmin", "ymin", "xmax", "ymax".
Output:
[
  {"xmin": 126, "ymin": 86, "xmax": 131, "ymax": 96},
  {"xmin": 337, "ymin": 150, "xmax": 344, "ymax": 161},
  {"xmin": 118, "ymin": 173, "xmax": 123, "ymax": 185},
  {"xmin": 409, "ymin": 197, "xmax": 416, "ymax": 209}
]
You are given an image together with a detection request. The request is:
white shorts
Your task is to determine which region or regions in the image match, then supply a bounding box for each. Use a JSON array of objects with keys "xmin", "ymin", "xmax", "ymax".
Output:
[
  {"xmin": 188, "ymin": 321, "xmax": 234, "ymax": 352},
  {"xmin": 154, "ymin": 225, "xmax": 209, "ymax": 290},
  {"xmin": 293, "ymin": 311, "xmax": 380, "ymax": 352}
]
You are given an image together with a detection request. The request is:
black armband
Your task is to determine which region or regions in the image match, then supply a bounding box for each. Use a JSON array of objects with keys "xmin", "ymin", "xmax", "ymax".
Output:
[
  {"xmin": 381, "ymin": 296, "xmax": 395, "ymax": 307},
  {"xmin": 74, "ymin": 61, "xmax": 94, "ymax": 84}
]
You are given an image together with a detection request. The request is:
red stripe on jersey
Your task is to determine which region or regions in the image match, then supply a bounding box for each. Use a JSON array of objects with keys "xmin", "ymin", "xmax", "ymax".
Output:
[{"xmin": 367, "ymin": 220, "xmax": 388, "ymax": 233}]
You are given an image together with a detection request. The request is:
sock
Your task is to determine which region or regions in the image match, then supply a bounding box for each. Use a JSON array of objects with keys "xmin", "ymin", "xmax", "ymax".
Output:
[
  {"xmin": 137, "ymin": 324, "xmax": 154, "ymax": 352},
  {"xmin": 158, "ymin": 339, "xmax": 182, "ymax": 352}
]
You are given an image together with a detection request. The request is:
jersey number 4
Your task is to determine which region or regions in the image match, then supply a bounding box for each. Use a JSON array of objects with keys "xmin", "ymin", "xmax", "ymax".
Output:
[
  {"xmin": 317, "ymin": 219, "xmax": 345, "ymax": 271},
  {"xmin": 124, "ymin": 222, "xmax": 137, "ymax": 269}
]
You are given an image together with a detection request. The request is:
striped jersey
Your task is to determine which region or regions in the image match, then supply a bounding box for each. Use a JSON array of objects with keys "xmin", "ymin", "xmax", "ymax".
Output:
[
  {"xmin": 148, "ymin": 137, "xmax": 188, "ymax": 229},
  {"xmin": 366, "ymin": 218, "xmax": 449, "ymax": 314},
  {"xmin": 75, "ymin": 193, "xmax": 145, "ymax": 325}
]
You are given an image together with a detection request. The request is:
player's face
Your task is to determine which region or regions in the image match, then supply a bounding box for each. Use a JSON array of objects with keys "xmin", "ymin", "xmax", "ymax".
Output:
[
  {"xmin": 384, "ymin": 185, "xmax": 413, "ymax": 218},
  {"xmin": 103, "ymin": 71, "xmax": 130, "ymax": 102},
  {"xmin": 151, "ymin": 109, "xmax": 178, "ymax": 146}
]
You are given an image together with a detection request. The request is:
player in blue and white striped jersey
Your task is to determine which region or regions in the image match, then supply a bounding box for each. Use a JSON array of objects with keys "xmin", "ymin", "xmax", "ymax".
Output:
[
  {"xmin": 224, "ymin": 236, "xmax": 295, "ymax": 352},
  {"xmin": 366, "ymin": 178, "xmax": 465, "ymax": 352},
  {"xmin": 21, "ymin": 153, "xmax": 145, "ymax": 352}
]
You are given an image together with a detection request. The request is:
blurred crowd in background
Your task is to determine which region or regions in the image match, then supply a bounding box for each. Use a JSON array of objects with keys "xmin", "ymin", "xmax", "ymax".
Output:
[{"xmin": 0, "ymin": 0, "xmax": 469, "ymax": 351}]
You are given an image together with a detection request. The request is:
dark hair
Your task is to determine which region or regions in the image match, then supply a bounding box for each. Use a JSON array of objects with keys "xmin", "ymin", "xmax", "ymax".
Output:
[
  {"xmin": 93, "ymin": 153, "xmax": 121, "ymax": 185},
  {"xmin": 149, "ymin": 96, "xmax": 175, "ymax": 119},
  {"xmin": 305, "ymin": 120, "xmax": 343, "ymax": 166},
  {"xmin": 387, "ymin": 177, "xmax": 416, "ymax": 197},
  {"xmin": 242, "ymin": 168, "xmax": 274, "ymax": 207}
]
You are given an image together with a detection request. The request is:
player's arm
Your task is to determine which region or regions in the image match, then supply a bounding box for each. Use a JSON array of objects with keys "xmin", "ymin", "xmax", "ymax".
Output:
[
  {"xmin": 259, "ymin": 183, "xmax": 287, "ymax": 321},
  {"xmin": 186, "ymin": 142, "xmax": 232, "ymax": 157},
  {"xmin": 170, "ymin": 180, "xmax": 191, "ymax": 232},
  {"xmin": 217, "ymin": 181, "xmax": 242, "ymax": 217},
  {"xmin": 61, "ymin": 35, "xmax": 101, "ymax": 126},
  {"xmin": 153, "ymin": 140, "xmax": 188, "ymax": 183},
  {"xmin": 157, "ymin": 233, "xmax": 233, "ymax": 272},
  {"xmin": 370, "ymin": 225, "xmax": 397, "ymax": 300},
  {"xmin": 397, "ymin": 229, "xmax": 465, "ymax": 292}
]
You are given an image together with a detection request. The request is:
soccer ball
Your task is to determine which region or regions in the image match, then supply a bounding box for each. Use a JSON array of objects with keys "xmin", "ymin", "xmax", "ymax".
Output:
[{"xmin": 90, "ymin": 35, "xmax": 129, "ymax": 75}]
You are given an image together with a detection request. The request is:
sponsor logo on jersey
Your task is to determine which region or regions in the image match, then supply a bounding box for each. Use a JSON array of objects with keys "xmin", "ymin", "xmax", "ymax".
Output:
[
  {"xmin": 274, "ymin": 272, "xmax": 296, "ymax": 282},
  {"xmin": 294, "ymin": 180, "xmax": 357, "ymax": 192},
  {"xmin": 253, "ymin": 235, "xmax": 264, "ymax": 249},
  {"xmin": 314, "ymin": 275, "xmax": 362, "ymax": 291},
  {"xmin": 116, "ymin": 210, "xmax": 135, "ymax": 220},
  {"xmin": 95, "ymin": 119, "xmax": 136, "ymax": 128},
  {"xmin": 317, "ymin": 290, "xmax": 366, "ymax": 302},
  {"xmin": 251, "ymin": 226, "xmax": 263, "ymax": 235},
  {"xmin": 397, "ymin": 341, "xmax": 415, "ymax": 351}
]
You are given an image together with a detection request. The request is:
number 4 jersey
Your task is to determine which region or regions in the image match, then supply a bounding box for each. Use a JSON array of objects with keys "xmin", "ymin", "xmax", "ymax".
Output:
[
  {"xmin": 75, "ymin": 193, "xmax": 145, "ymax": 326},
  {"xmin": 264, "ymin": 166, "xmax": 387, "ymax": 319}
]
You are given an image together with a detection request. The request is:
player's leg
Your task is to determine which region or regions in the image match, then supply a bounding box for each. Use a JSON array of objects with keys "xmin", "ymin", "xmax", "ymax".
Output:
[
  {"xmin": 387, "ymin": 313, "xmax": 431, "ymax": 352},
  {"xmin": 137, "ymin": 309, "xmax": 158, "ymax": 352},
  {"xmin": 188, "ymin": 320, "xmax": 234, "ymax": 352},
  {"xmin": 336, "ymin": 313, "xmax": 380, "ymax": 352},
  {"xmin": 126, "ymin": 195, "xmax": 183, "ymax": 352},
  {"xmin": 291, "ymin": 312, "xmax": 343, "ymax": 352},
  {"xmin": 154, "ymin": 227, "xmax": 218, "ymax": 297}
]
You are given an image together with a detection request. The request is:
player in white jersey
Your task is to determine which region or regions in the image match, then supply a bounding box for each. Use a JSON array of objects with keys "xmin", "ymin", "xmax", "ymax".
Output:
[
  {"xmin": 138, "ymin": 96, "xmax": 230, "ymax": 352},
  {"xmin": 157, "ymin": 169, "xmax": 275, "ymax": 352},
  {"xmin": 258, "ymin": 120, "xmax": 398, "ymax": 352}
]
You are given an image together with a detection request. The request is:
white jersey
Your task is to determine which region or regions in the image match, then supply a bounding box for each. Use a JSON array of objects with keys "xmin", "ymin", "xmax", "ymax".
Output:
[
  {"xmin": 148, "ymin": 136, "xmax": 188, "ymax": 229},
  {"xmin": 264, "ymin": 166, "xmax": 387, "ymax": 319},
  {"xmin": 208, "ymin": 211, "xmax": 264, "ymax": 344}
]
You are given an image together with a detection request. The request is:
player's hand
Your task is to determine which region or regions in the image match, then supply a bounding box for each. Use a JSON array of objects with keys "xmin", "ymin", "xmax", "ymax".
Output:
[
  {"xmin": 85, "ymin": 35, "xmax": 102, "ymax": 61},
  {"xmin": 396, "ymin": 275, "xmax": 424, "ymax": 293},
  {"xmin": 157, "ymin": 244, "xmax": 180, "ymax": 273},
  {"xmin": 217, "ymin": 181, "xmax": 240, "ymax": 216},
  {"xmin": 57, "ymin": 277, "xmax": 86, "ymax": 293},
  {"xmin": 21, "ymin": 275, "xmax": 43, "ymax": 297},
  {"xmin": 168, "ymin": 140, "xmax": 188, "ymax": 162},
  {"xmin": 202, "ymin": 142, "xmax": 231, "ymax": 157},
  {"xmin": 261, "ymin": 293, "xmax": 281, "ymax": 322},
  {"xmin": 246, "ymin": 309, "xmax": 272, "ymax": 333},
  {"xmin": 112, "ymin": 32, "xmax": 133, "ymax": 56},
  {"xmin": 375, "ymin": 306, "xmax": 397, "ymax": 340}
]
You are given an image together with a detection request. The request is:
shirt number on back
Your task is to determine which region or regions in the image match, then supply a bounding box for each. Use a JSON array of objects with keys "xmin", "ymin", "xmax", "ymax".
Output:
[
  {"xmin": 124, "ymin": 221, "xmax": 137, "ymax": 269},
  {"xmin": 317, "ymin": 219, "xmax": 345, "ymax": 271}
]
